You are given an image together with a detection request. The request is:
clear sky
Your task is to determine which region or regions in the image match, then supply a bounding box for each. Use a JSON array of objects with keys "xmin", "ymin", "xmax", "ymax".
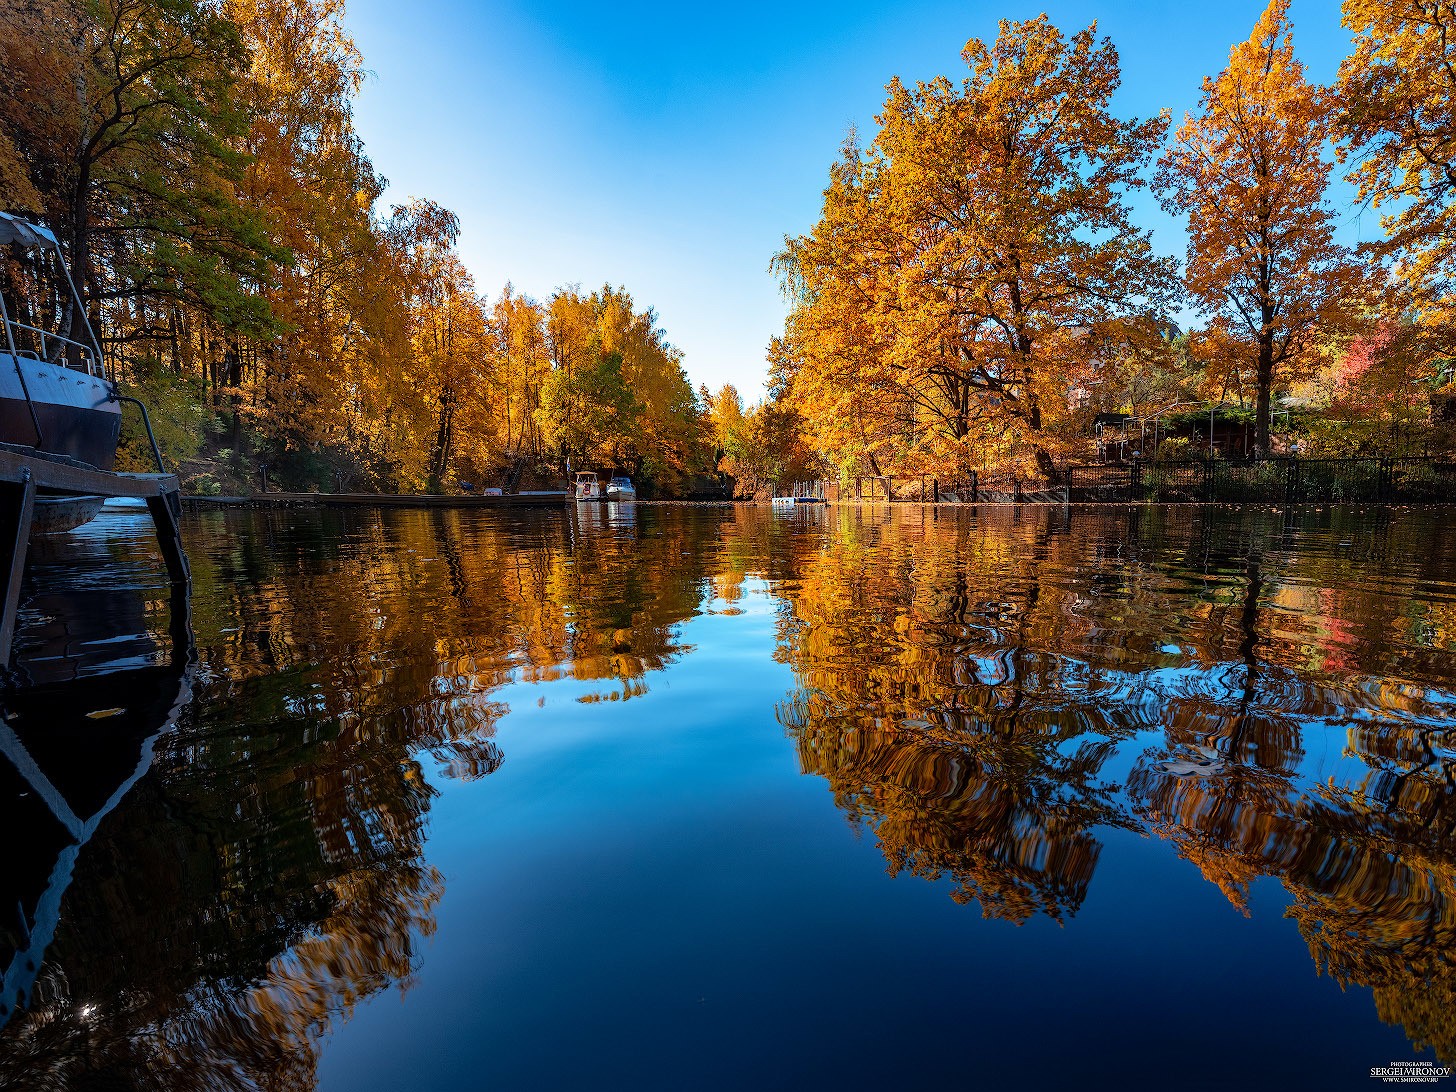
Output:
[{"xmin": 346, "ymin": 0, "xmax": 1364, "ymax": 402}]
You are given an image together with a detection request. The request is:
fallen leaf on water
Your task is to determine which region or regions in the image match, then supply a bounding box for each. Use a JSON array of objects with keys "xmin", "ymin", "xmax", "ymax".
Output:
[
  {"xmin": 85, "ymin": 708, "xmax": 125, "ymax": 720},
  {"xmin": 1159, "ymin": 758, "xmax": 1223, "ymax": 778}
]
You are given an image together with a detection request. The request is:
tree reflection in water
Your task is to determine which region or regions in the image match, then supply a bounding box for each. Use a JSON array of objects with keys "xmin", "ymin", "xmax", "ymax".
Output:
[
  {"xmin": 771, "ymin": 504, "xmax": 1456, "ymax": 1059},
  {"xmin": 0, "ymin": 505, "xmax": 724, "ymax": 1089},
  {"xmin": 2, "ymin": 503, "xmax": 1456, "ymax": 1082}
]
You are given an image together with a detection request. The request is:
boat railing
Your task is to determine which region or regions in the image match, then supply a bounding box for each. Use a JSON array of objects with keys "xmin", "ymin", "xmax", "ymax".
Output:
[{"xmin": 0, "ymin": 318, "xmax": 102, "ymax": 377}]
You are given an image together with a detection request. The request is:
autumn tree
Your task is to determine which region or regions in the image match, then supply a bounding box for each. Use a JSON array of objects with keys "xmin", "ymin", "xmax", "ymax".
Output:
[
  {"xmin": 1339, "ymin": 0, "xmax": 1456, "ymax": 322},
  {"xmin": 1159, "ymin": 0, "xmax": 1370, "ymax": 454},
  {"xmin": 532, "ymin": 285, "xmax": 702, "ymax": 487},
  {"xmin": 739, "ymin": 400, "xmax": 818, "ymax": 491},
  {"xmin": 1336, "ymin": 0, "xmax": 1456, "ymax": 450},
  {"xmin": 777, "ymin": 17, "xmax": 1176, "ymax": 482},
  {"xmin": 0, "ymin": 127, "xmax": 42, "ymax": 213},
  {"xmin": 483, "ymin": 285, "xmax": 551, "ymax": 488},
  {"xmin": 0, "ymin": 0, "xmax": 279, "ymax": 344},
  {"xmin": 537, "ymin": 346, "xmax": 641, "ymax": 471},
  {"xmin": 383, "ymin": 200, "xmax": 483, "ymax": 488},
  {"xmin": 0, "ymin": 0, "xmax": 708, "ymax": 496},
  {"xmin": 225, "ymin": 0, "xmax": 390, "ymax": 459},
  {"xmin": 702, "ymin": 383, "xmax": 747, "ymax": 478},
  {"xmin": 1311, "ymin": 321, "xmax": 1454, "ymax": 454},
  {"xmin": 1086, "ymin": 316, "xmax": 1200, "ymax": 421},
  {"xmin": 589, "ymin": 286, "xmax": 702, "ymax": 484}
]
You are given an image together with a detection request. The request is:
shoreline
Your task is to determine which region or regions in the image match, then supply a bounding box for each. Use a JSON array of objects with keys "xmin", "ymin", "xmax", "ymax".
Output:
[
  {"xmin": 182, "ymin": 491, "xmax": 569, "ymax": 509},
  {"xmin": 177, "ymin": 494, "xmax": 1456, "ymax": 511}
]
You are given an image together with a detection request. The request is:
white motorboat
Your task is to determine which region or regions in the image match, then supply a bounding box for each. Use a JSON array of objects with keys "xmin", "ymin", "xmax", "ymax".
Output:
[{"xmin": 575, "ymin": 471, "xmax": 603, "ymax": 501}]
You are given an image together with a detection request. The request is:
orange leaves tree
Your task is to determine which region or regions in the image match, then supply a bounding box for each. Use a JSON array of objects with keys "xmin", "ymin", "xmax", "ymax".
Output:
[
  {"xmin": 0, "ymin": 0, "xmax": 279, "ymax": 343},
  {"xmin": 777, "ymin": 17, "xmax": 1176, "ymax": 482},
  {"xmin": 1337, "ymin": 0, "xmax": 1456, "ymax": 448},
  {"xmin": 227, "ymin": 0, "xmax": 389, "ymax": 459},
  {"xmin": 533, "ymin": 285, "xmax": 702, "ymax": 489},
  {"xmin": 1339, "ymin": 0, "xmax": 1456, "ymax": 322},
  {"xmin": 482, "ymin": 284, "xmax": 552, "ymax": 488},
  {"xmin": 0, "ymin": 0, "xmax": 711, "ymax": 494},
  {"xmin": 1159, "ymin": 0, "xmax": 1371, "ymax": 455}
]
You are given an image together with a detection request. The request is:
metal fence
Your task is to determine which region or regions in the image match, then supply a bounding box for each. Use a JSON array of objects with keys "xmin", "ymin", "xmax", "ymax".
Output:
[
  {"xmin": 1071, "ymin": 456, "xmax": 1456, "ymax": 504},
  {"xmin": 793, "ymin": 457, "xmax": 1456, "ymax": 505}
]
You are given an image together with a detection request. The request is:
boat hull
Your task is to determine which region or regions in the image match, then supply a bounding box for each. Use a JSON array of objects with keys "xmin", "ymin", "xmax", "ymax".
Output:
[
  {"xmin": 0, "ymin": 354, "xmax": 121, "ymax": 469},
  {"xmin": 32, "ymin": 495, "xmax": 105, "ymax": 534}
]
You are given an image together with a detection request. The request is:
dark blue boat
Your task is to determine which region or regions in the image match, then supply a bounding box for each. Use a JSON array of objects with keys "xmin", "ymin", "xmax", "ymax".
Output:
[{"xmin": 0, "ymin": 212, "xmax": 121, "ymax": 474}]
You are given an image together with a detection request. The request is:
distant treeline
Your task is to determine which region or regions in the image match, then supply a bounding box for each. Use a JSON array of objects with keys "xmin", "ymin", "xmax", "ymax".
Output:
[{"xmin": 0, "ymin": 0, "xmax": 734, "ymax": 494}]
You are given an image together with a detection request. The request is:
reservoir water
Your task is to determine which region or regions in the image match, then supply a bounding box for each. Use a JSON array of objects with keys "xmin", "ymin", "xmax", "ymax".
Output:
[{"xmin": 2, "ymin": 502, "xmax": 1454, "ymax": 1090}]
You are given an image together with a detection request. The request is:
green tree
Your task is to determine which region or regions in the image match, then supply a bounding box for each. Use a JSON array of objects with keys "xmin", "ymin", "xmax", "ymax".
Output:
[
  {"xmin": 0, "ymin": 0, "xmax": 281, "ymax": 343},
  {"xmin": 537, "ymin": 347, "xmax": 642, "ymax": 470}
]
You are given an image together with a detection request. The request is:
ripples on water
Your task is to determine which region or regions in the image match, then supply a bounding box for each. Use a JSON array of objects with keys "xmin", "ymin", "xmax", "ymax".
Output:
[{"xmin": 1, "ymin": 502, "xmax": 1454, "ymax": 1089}]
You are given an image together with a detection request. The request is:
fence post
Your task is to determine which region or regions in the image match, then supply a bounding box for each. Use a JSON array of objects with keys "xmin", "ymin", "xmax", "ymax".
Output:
[
  {"xmin": 971, "ymin": 470, "xmax": 979, "ymax": 503},
  {"xmin": 1379, "ymin": 457, "xmax": 1393, "ymax": 501},
  {"xmin": 932, "ymin": 478, "xmax": 939, "ymax": 503},
  {"xmin": 1202, "ymin": 458, "xmax": 1214, "ymax": 503},
  {"xmin": 1131, "ymin": 458, "xmax": 1143, "ymax": 501},
  {"xmin": 887, "ymin": 475, "xmax": 893, "ymax": 503},
  {"xmin": 1283, "ymin": 457, "xmax": 1297, "ymax": 504}
]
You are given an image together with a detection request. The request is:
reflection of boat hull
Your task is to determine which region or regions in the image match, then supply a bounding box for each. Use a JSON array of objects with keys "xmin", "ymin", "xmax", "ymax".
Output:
[
  {"xmin": 0, "ymin": 657, "xmax": 194, "ymax": 1028},
  {"xmin": 32, "ymin": 495, "xmax": 105, "ymax": 534},
  {"xmin": 0, "ymin": 354, "xmax": 121, "ymax": 470}
]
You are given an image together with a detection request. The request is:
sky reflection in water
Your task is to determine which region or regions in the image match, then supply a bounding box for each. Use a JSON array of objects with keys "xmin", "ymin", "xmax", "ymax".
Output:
[{"xmin": 0, "ymin": 502, "xmax": 1453, "ymax": 1090}]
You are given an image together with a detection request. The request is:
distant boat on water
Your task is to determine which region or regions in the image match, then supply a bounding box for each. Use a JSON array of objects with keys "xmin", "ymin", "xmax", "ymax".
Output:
[
  {"xmin": 575, "ymin": 470, "xmax": 603, "ymax": 501},
  {"xmin": 575, "ymin": 472, "xmax": 636, "ymax": 502}
]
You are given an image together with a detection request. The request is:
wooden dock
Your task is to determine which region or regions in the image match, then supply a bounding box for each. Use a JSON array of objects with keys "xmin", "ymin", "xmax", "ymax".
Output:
[
  {"xmin": 0, "ymin": 445, "xmax": 188, "ymax": 667},
  {"xmin": 183, "ymin": 490, "xmax": 568, "ymax": 509}
]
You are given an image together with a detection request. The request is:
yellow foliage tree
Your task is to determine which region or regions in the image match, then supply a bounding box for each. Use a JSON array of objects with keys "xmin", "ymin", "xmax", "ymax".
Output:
[
  {"xmin": 1159, "ymin": 0, "xmax": 1372, "ymax": 454},
  {"xmin": 1339, "ymin": 0, "xmax": 1456, "ymax": 325},
  {"xmin": 778, "ymin": 17, "xmax": 1176, "ymax": 482},
  {"xmin": 482, "ymin": 284, "xmax": 551, "ymax": 487}
]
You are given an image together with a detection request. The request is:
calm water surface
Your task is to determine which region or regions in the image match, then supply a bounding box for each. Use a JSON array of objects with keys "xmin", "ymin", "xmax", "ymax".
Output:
[{"xmin": 1, "ymin": 502, "xmax": 1455, "ymax": 1090}]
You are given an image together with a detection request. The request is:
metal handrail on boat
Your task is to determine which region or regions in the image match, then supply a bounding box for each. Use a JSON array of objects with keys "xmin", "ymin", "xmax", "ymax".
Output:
[
  {"xmin": 0, "ymin": 319, "xmax": 101, "ymax": 376},
  {"xmin": 110, "ymin": 393, "xmax": 167, "ymax": 473},
  {"xmin": 0, "ymin": 295, "xmax": 44, "ymax": 448}
]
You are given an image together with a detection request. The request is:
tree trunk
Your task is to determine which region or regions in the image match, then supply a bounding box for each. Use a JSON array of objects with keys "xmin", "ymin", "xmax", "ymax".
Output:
[
  {"xmin": 1034, "ymin": 446, "xmax": 1058, "ymax": 483},
  {"xmin": 65, "ymin": 160, "xmax": 94, "ymax": 354},
  {"xmin": 226, "ymin": 344, "xmax": 243, "ymax": 444},
  {"xmin": 1254, "ymin": 326, "xmax": 1274, "ymax": 456},
  {"xmin": 430, "ymin": 395, "xmax": 454, "ymax": 484}
]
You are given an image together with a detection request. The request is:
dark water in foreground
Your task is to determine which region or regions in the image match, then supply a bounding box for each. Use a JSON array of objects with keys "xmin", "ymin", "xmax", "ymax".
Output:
[{"xmin": 0, "ymin": 502, "xmax": 1454, "ymax": 1090}]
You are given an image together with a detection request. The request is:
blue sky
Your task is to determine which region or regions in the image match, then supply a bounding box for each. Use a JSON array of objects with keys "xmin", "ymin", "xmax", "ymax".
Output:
[{"xmin": 346, "ymin": 0, "xmax": 1366, "ymax": 402}]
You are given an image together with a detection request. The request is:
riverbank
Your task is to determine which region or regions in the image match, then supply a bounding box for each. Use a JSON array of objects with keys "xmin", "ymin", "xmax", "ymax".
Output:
[{"xmin": 183, "ymin": 491, "xmax": 568, "ymax": 509}]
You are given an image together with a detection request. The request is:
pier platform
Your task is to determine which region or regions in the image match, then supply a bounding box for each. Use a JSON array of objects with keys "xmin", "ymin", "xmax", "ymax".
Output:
[
  {"xmin": 0, "ymin": 445, "xmax": 188, "ymax": 666},
  {"xmin": 184, "ymin": 490, "xmax": 569, "ymax": 509}
]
